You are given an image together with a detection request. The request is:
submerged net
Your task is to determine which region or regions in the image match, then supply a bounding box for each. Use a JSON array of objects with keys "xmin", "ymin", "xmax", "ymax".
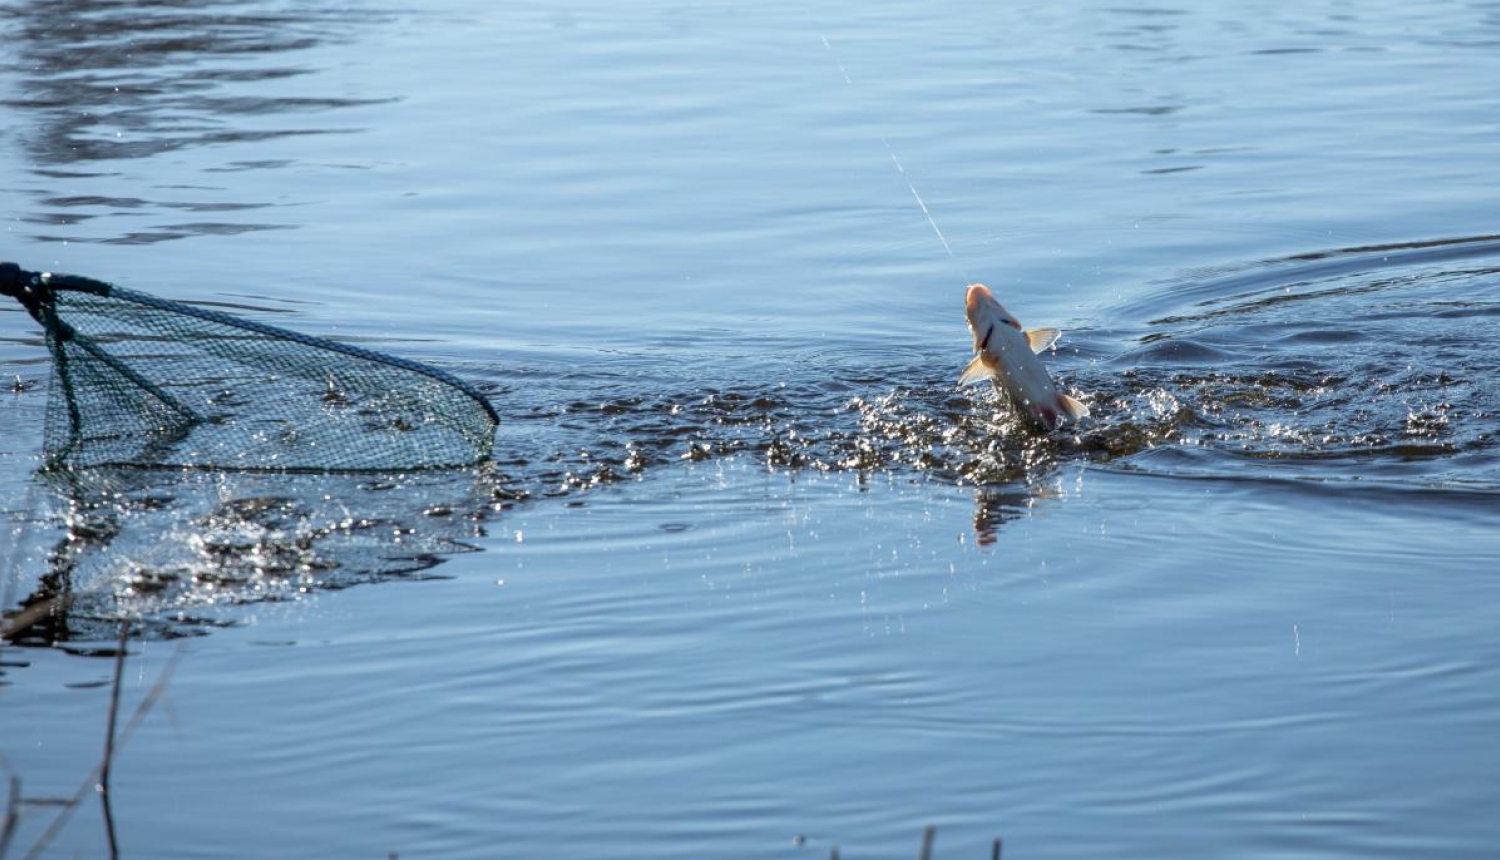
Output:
[{"xmin": 1, "ymin": 262, "xmax": 498, "ymax": 471}]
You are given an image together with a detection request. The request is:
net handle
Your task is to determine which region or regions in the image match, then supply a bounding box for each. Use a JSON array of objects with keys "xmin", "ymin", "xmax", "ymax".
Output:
[
  {"xmin": 1, "ymin": 263, "xmax": 112, "ymax": 321},
  {"xmin": 1, "ymin": 262, "xmax": 44, "ymax": 318}
]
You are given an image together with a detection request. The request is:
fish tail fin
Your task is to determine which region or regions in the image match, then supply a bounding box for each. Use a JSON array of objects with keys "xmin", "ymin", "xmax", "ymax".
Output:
[{"xmin": 1057, "ymin": 391, "xmax": 1090, "ymax": 422}]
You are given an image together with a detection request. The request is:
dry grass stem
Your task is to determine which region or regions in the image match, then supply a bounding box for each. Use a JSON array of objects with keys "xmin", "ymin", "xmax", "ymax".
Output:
[{"xmin": 17, "ymin": 643, "xmax": 182, "ymax": 860}]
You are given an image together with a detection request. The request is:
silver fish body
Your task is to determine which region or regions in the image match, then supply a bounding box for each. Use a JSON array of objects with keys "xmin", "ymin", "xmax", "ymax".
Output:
[{"xmin": 959, "ymin": 283, "xmax": 1089, "ymax": 430}]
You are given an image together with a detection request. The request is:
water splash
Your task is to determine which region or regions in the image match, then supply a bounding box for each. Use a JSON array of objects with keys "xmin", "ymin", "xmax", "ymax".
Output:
[{"xmin": 6, "ymin": 235, "xmax": 1499, "ymax": 649}]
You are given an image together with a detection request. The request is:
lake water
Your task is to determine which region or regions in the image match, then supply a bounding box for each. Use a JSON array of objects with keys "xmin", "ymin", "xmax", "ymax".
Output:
[{"xmin": 4, "ymin": 1, "xmax": 1500, "ymax": 857}]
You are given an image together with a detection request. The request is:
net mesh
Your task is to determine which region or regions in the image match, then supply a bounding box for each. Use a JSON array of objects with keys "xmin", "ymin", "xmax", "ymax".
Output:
[{"xmin": 3, "ymin": 263, "xmax": 498, "ymax": 471}]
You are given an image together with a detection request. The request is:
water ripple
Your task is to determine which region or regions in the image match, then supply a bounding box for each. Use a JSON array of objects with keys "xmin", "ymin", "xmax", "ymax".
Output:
[{"xmin": 0, "ymin": 0, "xmax": 391, "ymax": 242}]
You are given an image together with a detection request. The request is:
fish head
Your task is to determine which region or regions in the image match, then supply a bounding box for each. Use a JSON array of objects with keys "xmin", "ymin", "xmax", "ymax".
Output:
[{"xmin": 964, "ymin": 283, "xmax": 1023, "ymax": 352}]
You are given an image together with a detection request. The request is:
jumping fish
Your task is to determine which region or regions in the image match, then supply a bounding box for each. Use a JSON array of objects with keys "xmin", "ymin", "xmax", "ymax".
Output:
[{"xmin": 959, "ymin": 283, "xmax": 1089, "ymax": 431}]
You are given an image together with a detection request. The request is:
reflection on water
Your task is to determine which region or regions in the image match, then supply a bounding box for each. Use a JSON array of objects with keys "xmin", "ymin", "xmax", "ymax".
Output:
[
  {"xmin": 0, "ymin": 0, "xmax": 389, "ymax": 243},
  {"xmin": 971, "ymin": 482, "xmax": 1040, "ymax": 547}
]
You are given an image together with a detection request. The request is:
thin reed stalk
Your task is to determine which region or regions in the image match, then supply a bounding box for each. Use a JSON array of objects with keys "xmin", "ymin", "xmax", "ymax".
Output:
[
  {"xmin": 0, "ymin": 766, "xmax": 20, "ymax": 858},
  {"xmin": 918, "ymin": 824, "xmax": 936, "ymax": 860},
  {"xmin": 99, "ymin": 624, "xmax": 129, "ymax": 858},
  {"xmin": 18, "ymin": 641, "xmax": 181, "ymax": 860}
]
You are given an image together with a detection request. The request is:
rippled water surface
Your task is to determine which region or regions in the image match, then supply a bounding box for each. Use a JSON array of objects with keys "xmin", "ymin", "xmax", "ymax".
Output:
[{"xmin": 4, "ymin": 1, "xmax": 1500, "ymax": 857}]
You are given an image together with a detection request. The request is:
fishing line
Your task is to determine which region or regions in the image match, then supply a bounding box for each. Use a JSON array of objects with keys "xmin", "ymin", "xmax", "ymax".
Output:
[{"xmin": 820, "ymin": 33, "xmax": 972, "ymax": 286}]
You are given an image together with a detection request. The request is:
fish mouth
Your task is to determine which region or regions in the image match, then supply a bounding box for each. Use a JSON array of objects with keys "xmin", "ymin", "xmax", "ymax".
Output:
[
  {"xmin": 965, "ymin": 284, "xmax": 993, "ymax": 315},
  {"xmin": 965, "ymin": 283, "xmax": 1023, "ymax": 334},
  {"xmin": 966, "ymin": 284, "xmax": 996, "ymax": 349}
]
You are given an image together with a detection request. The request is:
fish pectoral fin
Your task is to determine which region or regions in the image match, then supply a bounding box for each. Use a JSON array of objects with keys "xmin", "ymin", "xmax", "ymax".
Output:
[
  {"xmin": 1025, "ymin": 327, "xmax": 1062, "ymax": 353},
  {"xmin": 958, "ymin": 354, "xmax": 992, "ymax": 387},
  {"xmin": 1057, "ymin": 392, "xmax": 1090, "ymax": 422}
]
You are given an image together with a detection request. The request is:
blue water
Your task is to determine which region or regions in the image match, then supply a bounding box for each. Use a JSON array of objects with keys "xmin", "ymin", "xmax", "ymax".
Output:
[{"xmin": 4, "ymin": 1, "xmax": 1500, "ymax": 857}]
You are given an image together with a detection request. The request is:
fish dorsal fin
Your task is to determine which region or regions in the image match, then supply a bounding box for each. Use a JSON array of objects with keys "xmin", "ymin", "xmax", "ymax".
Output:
[
  {"xmin": 1026, "ymin": 327, "xmax": 1061, "ymax": 353},
  {"xmin": 958, "ymin": 354, "xmax": 992, "ymax": 387},
  {"xmin": 1057, "ymin": 392, "xmax": 1090, "ymax": 421}
]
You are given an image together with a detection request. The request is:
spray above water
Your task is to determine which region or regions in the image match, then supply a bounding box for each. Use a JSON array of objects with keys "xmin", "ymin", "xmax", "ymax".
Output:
[{"xmin": 7, "ymin": 240, "xmax": 1500, "ymax": 648}]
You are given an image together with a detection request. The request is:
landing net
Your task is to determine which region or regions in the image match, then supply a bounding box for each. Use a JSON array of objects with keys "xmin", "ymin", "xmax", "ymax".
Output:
[{"xmin": 2, "ymin": 262, "xmax": 498, "ymax": 471}]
